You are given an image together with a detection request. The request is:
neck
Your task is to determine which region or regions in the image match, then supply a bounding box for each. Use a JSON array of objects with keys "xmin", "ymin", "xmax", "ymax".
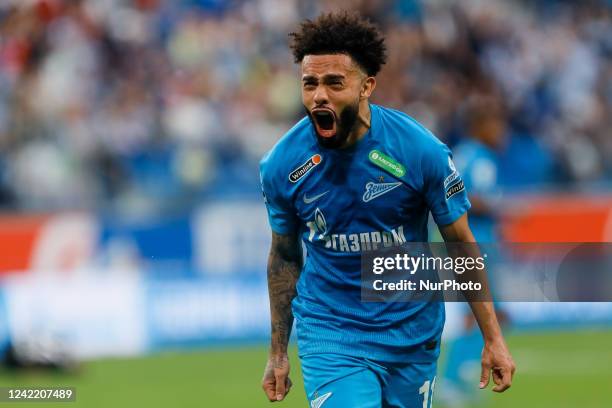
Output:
[{"xmin": 341, "ymin": 100, "xmax": 371, "ymax": 148}]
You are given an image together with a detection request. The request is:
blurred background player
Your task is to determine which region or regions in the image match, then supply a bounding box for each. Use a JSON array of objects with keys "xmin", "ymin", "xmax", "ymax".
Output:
[
  {"xmin": 454, "ymin": 95, "xmax": 506, "ymax": 243},
  {"xmin": 439, "ymin": 95, "xmax": 507, "ymax": 407}
]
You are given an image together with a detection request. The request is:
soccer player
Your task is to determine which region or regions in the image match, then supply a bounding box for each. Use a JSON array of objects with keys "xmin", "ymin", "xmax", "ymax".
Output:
[{"xmin": 259, "ymin": 12, "xmax": 515, "ymax": 408}]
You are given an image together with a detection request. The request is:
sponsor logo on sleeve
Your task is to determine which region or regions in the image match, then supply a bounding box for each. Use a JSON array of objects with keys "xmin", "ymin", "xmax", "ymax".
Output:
[
  {"xmin": 443, "ymin": 157, "xmax": 460, "ymax": 188},
  {"xmin": 443, "ymin": 171, "xmax": 459, "ymax": 188},
  {"xmin": 289, "ymin": 154, "xmax": 322, "ymax": 183},
  {"xmin": 445, "ymin": 180, "xmax": 465, "ymax": 200}
]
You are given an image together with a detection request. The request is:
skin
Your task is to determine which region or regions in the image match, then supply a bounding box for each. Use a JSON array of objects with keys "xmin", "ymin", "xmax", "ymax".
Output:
[
  {"xmin": 261, "ymin": 54, "xmax": 515, "ymax": 403},
  {"xmin": 439, "ymin": 213, "xmax": 516, "ymax": 393},
  {"xmin": 261, "ymin": 231, "xmax": 302, "ymax": 402},
  {"xmin": 301, "ymin": 54, "xmax": 376, "ymax": 148}
]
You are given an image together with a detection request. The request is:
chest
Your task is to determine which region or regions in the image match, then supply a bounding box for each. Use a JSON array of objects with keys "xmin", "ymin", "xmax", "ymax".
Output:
[{"xmin": 291, "ymin": 149, "xmax": 424, "ymax": 231}]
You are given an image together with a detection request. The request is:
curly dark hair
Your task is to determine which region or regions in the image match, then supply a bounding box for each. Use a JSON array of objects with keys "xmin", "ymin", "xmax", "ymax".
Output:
[{"xmin": 289, "ymin": 12, "xmax": 387, "ymax": 77}]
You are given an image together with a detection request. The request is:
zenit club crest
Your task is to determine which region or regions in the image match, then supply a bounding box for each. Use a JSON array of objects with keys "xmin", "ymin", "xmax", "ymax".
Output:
[
  {"xmin": 289, "ymin": 154, "xmax": 322, "ymax": 183},
  {"xmin": 362, "ymin": 181, "xmax": 402, "ymax": 202}
]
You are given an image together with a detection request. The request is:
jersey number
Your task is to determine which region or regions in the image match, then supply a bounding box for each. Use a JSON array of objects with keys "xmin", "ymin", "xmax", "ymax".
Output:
[{"xmin": 418, "ymin": 377, "xmax": 436, "ymax": 408}]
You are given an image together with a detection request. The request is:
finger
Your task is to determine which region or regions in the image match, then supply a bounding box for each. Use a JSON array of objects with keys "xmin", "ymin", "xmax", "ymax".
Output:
[
  {"xmin": 479, "ymin": 363, "xmax": 491, "ymax": 389},
  {"xmin": 262, "ymin": 381, "xmax": 278, "ymax": 402},
  {"xmin": 263, "ymin": 385, "xmax": 277, "ymax": 401},
  {"xmin": 492, "ymin": 367, "xmax": 503, "ymax": 385},
  {"xmin": 275, "ymin": 373, "xmax": 287, "ymax": 401},
  {"xmin": 285, "ymin": 377, "xmax": 293, "ymax": 395},
  {"xmin": 493, "ymin": 368, "xmax": 512, "ymax": 393}
]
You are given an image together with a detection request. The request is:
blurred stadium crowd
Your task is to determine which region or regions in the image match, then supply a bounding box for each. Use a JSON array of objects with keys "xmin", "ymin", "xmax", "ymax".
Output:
[{"xmin": 0, "ymin": 0, "xmax": 610, "ymax": 214}]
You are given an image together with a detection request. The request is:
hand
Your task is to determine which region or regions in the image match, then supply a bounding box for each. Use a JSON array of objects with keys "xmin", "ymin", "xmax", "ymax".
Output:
[
  {"xmin": 480, "ymin": 338, "xmax": 516, "ymax": 392},
  {"xmin": 262, "ymin": 353, "xmax": 292, "ymax": 402}
]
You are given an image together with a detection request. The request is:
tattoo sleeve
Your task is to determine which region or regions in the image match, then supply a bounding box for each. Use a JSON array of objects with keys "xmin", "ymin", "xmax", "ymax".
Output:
[{"xmin": 267, "ymin": 231, "xmax": 303, "ymax": 356}]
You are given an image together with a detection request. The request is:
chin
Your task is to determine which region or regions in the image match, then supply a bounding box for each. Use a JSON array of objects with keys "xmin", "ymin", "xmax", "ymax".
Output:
[{"xmin": 315, "ymin": 129, "xmax": 350, "ymax": 149}]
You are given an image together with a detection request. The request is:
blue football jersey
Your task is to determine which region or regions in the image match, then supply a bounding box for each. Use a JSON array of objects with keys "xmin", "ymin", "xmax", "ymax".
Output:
[{"xmin": 260, "ymin": 104, "xmax": 471, "ymax": 363}]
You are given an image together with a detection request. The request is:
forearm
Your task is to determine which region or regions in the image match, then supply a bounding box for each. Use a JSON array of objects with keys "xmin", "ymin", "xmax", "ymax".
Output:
[
  {"xmin": 440, "ymin": 214, "xmax": 503, "ymax": 342},
  {"xmin": 468, "ymin": 300, "xmax": 503, "ymax": 343},
  {"xmin": 268, "ymin": 259, "xmax": 300, "ymax": 354},
  {"xmin": 453, "ymin": 246, "xmax": 502, "ymax": 340},
  {"xmin": 267, "ymin": 232, "xmax": 303, "ymax": 355}
]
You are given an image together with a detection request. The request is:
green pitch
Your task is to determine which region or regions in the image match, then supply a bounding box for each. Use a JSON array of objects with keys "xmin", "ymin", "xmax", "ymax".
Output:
[{"xmin": 1, "ymin": 329, "xmax": 610, "ymax": 408}]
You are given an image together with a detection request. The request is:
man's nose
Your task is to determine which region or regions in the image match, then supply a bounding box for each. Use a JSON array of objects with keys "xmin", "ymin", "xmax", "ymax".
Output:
[{"xmin": 313, "ymin": 85, "xmax": 328, "ymax": 105}]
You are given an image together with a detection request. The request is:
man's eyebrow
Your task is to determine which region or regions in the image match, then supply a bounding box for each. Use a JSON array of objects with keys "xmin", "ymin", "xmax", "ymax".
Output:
[
  {"xmin": 301, "ymin": 74, "xmax": 347, "ymax": 82},
  {"xmin": 322, "ymin": 74, "xmax": 345, "ymax": 82}
]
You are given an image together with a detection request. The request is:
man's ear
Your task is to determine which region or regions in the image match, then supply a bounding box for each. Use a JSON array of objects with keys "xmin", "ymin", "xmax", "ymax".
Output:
[{"xmin": 360, "ymin": 77, "xmax": 376, "ymax": 99}]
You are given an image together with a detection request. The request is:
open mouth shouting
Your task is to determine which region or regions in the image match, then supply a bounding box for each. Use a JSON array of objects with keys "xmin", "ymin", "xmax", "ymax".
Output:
[{"xmin": 311, "ymin": 107, "xmax": 337, "ymax": 139}]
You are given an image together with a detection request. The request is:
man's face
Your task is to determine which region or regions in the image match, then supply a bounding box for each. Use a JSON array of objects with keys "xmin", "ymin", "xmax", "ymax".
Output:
[{"xmin": 301, "ymin": 54, "xmax": 365, "ymax": 148}]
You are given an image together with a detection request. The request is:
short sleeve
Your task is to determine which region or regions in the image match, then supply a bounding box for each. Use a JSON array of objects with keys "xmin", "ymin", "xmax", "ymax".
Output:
[
  {"xmin": 259, "ymin": 162, "xmax": 298, "ymax": 234},
  {"xmin": 422, "ymin": 143, "xmax": 471, "ymax": 226}
]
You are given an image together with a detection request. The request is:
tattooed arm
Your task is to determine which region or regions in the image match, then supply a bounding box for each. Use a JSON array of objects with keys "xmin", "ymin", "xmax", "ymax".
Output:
[{"xmin": 261, "ymin": 231, "xmax": 303, "ymax": 403}]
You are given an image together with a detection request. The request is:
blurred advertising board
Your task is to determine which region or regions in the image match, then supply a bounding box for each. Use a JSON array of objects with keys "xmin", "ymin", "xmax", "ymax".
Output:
[
  {"xmin": 0, "ymin": 195, "xmax": 609, "ymax": 358},
  {"xmin": 144, "ymin": 276, "xmax": 269, "ymax": 350},
  {"xmin": 1, "ymin": 196, "xmax": 610, "ymax": 275},
  {"xmin": 0, "ymin": 201, "xmax": 269, "ymax": 277},
  {"xmin": 0, "ymin": 275, "xmax": 147, "ymax": 359}
]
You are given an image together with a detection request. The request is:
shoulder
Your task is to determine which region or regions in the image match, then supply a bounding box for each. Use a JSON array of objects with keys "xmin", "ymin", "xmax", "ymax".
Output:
[
  {"xmin": 259, "ymin": 116, "xmax": 316, "ymax": 179},
  {"xmin": 374, "ymin": 104, "xmax": 447, "ymax": 156},
  {"xmin": 373, "ymin": 104, "xmax": 450, "ymax": 179}
]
